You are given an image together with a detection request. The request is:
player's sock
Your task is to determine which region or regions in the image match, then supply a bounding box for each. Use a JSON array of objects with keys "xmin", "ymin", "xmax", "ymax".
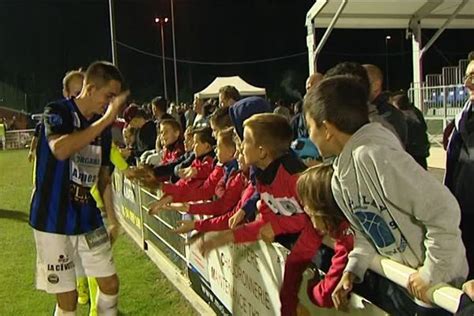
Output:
[
  {"xmin": 88, "ymin": 277, "xmax": 98, "ymax": 316},
  {"xmin": 96, "ymin": 290, "xmax": 118, "ymax": 316},
  {"xmin": 54, "ymin": 304, "xmax": 76, "ymax": 316}
]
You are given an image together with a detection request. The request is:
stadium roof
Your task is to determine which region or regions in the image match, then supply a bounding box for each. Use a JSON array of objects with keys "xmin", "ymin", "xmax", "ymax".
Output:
[{"xmin": 307, "ymin": 0, "xmax": 474, "ymax": 29}]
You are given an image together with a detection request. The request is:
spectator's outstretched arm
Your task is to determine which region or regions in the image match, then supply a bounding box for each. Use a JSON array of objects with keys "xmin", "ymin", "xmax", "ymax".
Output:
[{"xmin": 165, "ymin": 166, "xmax": 225, "ymax": 203}]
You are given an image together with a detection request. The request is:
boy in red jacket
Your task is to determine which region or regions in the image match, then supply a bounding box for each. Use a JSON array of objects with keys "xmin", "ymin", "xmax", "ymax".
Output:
[
  {"xmin": 149, "ymin": 128, "xmax": 244, "ymax": 216},
  {"xmin": 173, "ymin": 134, "xmax": 254, "ymax": 234},
  {"xmin": 158, "ymin": 119, "xmax": 184, "ymax": 165},
  {"xmin": 145, "ymin": 127, "xmax": 216, "ymax": 209},
  {"xmin": 198, "ymin": 113, "xmax": 322, "ymax": 316}
]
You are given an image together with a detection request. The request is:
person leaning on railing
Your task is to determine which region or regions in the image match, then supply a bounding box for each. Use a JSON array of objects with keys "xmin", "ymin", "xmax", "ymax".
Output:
[{"xmin": 304, "ymin": 75, "xmax": 468, "ymax": 316}]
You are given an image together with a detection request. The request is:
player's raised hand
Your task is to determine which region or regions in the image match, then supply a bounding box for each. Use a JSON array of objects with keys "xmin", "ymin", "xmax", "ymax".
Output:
[{"xmin": 104, "ymin": 90, "xmax": 130, "ymax": 123}]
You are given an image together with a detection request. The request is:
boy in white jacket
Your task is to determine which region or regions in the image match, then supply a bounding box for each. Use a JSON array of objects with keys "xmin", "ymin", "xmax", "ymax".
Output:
[{"xmin": 303, "ymin": 75, "xmax": 468, "ymax": 314}]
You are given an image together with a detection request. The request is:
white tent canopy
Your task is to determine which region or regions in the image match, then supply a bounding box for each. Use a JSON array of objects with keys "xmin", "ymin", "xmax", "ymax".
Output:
[{"xmin": 195, "ymin": 76, "xmax": 266, "ymax": 99}]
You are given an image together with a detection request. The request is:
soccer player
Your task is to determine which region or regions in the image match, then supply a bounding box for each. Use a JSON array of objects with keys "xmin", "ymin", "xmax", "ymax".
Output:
[{"xmin": 29, "ymin": 61, "xmax": 128, "ymax": 316}]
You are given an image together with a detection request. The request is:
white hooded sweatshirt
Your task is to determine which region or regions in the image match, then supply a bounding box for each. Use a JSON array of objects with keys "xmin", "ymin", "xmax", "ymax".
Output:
[{"xmin": 332, "ymin": 122, "xmax": 467, "ymax": 286}]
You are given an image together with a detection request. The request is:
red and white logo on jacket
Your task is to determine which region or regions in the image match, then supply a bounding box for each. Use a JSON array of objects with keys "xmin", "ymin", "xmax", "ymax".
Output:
[{"xmin": 260, "ymin": 192, "xmax": 304, "ymax": 216}]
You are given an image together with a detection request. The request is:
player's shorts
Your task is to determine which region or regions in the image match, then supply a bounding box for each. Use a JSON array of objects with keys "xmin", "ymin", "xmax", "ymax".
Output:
[{"xmin": 33, "ymin": 227, "xmax": 116, "ymax": 294}]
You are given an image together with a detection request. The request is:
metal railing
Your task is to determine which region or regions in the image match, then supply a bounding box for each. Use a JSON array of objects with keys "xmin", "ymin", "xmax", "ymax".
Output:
[{"xmin": 112, "ymin": 170, "xmax": 468, "ymax": 315}]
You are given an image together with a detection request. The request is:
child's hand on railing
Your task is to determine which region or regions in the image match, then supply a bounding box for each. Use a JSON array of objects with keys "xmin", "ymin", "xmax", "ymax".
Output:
[
  {"xmin": 173, "ymin": 220, "xmax": 195, "ymax": 234},
  {"xmin": 407, "ymin": 271, "xmax": 430, "ymax": 303},
  {"xmin": 462, "ymin": 280, "xmax": 474, "ymax": 300},
  {"xmin": 228, "ymin": 209, "xmax": 245, "ymax": 229},
  {"xmin": 332, "ymin": 271, "xmax": 355, "ymax": 311},
  {"xmin": 148, "ymin": 195, "xmax": 173, "ymax": 215},
  {"xmin": 259, "ymin": 222, "xmax": 275, "ymax": 243}
]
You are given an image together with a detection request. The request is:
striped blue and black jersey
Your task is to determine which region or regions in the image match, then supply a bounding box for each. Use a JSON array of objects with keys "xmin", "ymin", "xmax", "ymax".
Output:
[{"xmin": 29, "ymin": 98, "xmax": 112, "ymax": 235}]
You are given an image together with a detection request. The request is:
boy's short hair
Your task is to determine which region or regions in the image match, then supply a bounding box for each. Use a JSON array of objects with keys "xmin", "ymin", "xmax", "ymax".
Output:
[
  {"xmin": 62, "ymin": 69, "xmax": 84, "ymax": 92},
  {"xmin": 304, "ymin": 75, "xmax": 369, "ymax": 135},
  {"xmin": 160, "ymin": 119, "xmax": 181, "ymax": 134},
  {"xmin": 151, "ymin": 96, "xmax": 168, "ymax": 113},
  {"xmin": 217, "ymin": 127, "xmax": 236, "ymax": 150},
  {"xmin": 85, "ymin": 61, "xmax": 124, "ymax": 88},
  {"xmin": 133, "ymin": 108, "xmax": 149, "ymax": 120},
  {"xmin": 243, "ymin": 113, "xmax": 293, "ymax": 158},
  {"xmin": 210, "ymin": 107, "xmax": 232, "ymax": 130},
  {"xmin": 324, "ymin": 62, "xmax": 370, "ymax": 95},
  {"xmin": 193, "ymin": 127, "xmax": 216, "ymax": 147},
  {"xmin": 219, "ymin": 85, "xmax": 241, "ymax": 101}
]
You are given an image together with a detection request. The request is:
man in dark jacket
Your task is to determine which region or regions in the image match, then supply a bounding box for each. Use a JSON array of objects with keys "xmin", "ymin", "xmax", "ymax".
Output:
[
  {"xmin": 128, "ymin": 109, "xmax": 157, "ymax": 159},
  {"xmin": 363, "ymin": 64, "xmax": 408, "ymax": 146},
  {"xmin": 391, "ymin": 91, "xmax": 430, "ymax": 169},
  {"xmin": 151, "ymin": 96, "xmax": 174, "ymax": 124},
  {"xmin": 445, "ymin": 59, "xmax": 474, "ymax": 280}
]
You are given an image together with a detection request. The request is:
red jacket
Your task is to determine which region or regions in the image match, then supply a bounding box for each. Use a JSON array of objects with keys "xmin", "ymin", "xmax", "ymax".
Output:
[
  {"xmin": 194, "ymin": 180, "xmax": 255, "ymax": 232},
  {"xmin": 253, "ymin": 153, "xmax": 322, "ymax": 316},
  {"xmin": 308, "ymin": 221, "xmax": 354, "ymax": 308},
  {"xmin": 161, "ymin": 140, "xmax": 185, "ymax": 165},
  {"xmin": 163, "ymin": 164, "xmax": 225, "ymax": 202},
  {"xmin": 164, "ymin": 159, "xmax": 244, "ymax": 217},
  {"xmin": 161, "ymin": 151, "xmax": 216, "ymax": 195}
]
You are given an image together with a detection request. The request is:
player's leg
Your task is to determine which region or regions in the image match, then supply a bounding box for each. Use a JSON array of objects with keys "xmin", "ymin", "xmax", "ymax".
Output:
[
  {"xmin": 79, "ymin": 228, "xmax": 118, "ymax": 316},
  {"xmin": 33, "ymin": 229, "xmax": 78, "ymax": 314}
]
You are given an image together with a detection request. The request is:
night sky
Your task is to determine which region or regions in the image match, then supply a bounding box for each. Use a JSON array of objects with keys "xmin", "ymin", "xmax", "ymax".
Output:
[{"xmin": 0, "ymin": 0, "xmax": 472, "ymax": 113}]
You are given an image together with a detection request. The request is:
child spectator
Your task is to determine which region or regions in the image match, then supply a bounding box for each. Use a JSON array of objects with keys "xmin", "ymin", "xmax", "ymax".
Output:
[
  {"xmin": 120, "ymin": 126, "xmax": 137, "ymax": 166},
  {"xmin": 304, "ymin": 75, "xmax": 467, "ymax": 314},
  {"xmin": 197, "ymin": 113, "xmax": 321, "ymax": 316},
  {"xmin": 209, "ymin": 106, "xmax": 232, "ymax": 138},
  {"xmin": 226, "ymin": 96, "xmax": 272, "ymax": 228},
  {"xmin": 158, "ymin": 119, "xmax": 184, "ymax": 165},
  {"xmin": 143, "ymin": 127, "xmax": 216, "ymax": 194},
  {"xmin": 173, "ymin": 132, "xmax": 254, "ymax": 234},
  {"xmin": 140, "ymin": 134, "xmax": 163, "ymax": 166},
  {"xmin": 150, "ymin": 127, "xmax": 244, "ymax": 217},
  {"xmin": 130, "ymin": 126, "xmax": 195, "ymax": 184},
  {"xmin": 296, "ymin": 164, "xmax": 353, "ymax": 310}
]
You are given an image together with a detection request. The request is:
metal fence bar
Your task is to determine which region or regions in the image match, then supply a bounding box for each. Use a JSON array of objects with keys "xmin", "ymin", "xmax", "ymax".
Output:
[{"xmin": 143, "ymin": 223, "xmax": 188, "ymax": 263}]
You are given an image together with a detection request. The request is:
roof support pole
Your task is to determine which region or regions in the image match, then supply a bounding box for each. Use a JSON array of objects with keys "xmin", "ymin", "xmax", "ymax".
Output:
[
  {"xmin": 305, "ymin": 0, "xmax": 348, "ymax": 74},
  {"xmin": 421, "ymin": 0, "xmax": 469, "ymax": 57},
  {"xmin": 411, "ymin": 22, "xmax": 423, "ymax": 111},
  {"xmin": 306, "ymin": 0, "xmax": 329, "ymax": 74},
  {"xmin": 408, "ymin": 0, "xmax": 467, "ymax": 110},
  {"xmin": 314, "ymin": 0, "xmax": 348, "ymax": 72}
]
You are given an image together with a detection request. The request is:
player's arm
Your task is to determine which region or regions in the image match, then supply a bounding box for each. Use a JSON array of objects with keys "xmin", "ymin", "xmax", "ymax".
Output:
[{"xmin": 98, "ymin": 166, "xmax": 120, "ymax": 242}]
